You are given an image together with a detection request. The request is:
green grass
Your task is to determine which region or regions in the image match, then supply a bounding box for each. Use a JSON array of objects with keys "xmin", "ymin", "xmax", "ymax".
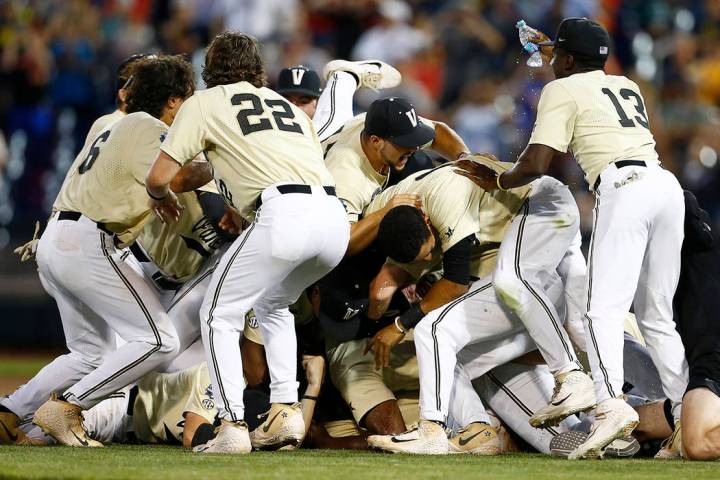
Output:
[
  {"xmin": 0, "ymin": 355, "xmax": 56, "ymax": 378},
  {"xmin": 0, "ymin": 446, "xmax": 717, "ymax": 480}
]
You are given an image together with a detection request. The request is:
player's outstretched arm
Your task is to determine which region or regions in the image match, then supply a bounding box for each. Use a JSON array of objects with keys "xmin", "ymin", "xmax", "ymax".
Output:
[
  {"xmin": 146, "ymin": 150, "xmax": 184, "ymax": 223},
  {"xmin": 182, "ymin": 412, "xmax": 212, "ymax": 449},
  {"xmin": 298, "ymin": 355, "xmax": 325, "ymax": 447},
  {"xmin": 428, "ymin": 121, "xmax": 470, "ymax": 161},
  {"xmin": 367, "ymin": 262, "xmax": 415, "ymax": 320},
  {"xmin": 170, "ymin": 158, "xmax": 213, "ymax": 193}
]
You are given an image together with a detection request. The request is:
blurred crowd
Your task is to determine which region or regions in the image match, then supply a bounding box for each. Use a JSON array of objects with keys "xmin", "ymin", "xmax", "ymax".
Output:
[{"xmin": 1, "ymin": 0, "xmax": 719, "ymax": 250}]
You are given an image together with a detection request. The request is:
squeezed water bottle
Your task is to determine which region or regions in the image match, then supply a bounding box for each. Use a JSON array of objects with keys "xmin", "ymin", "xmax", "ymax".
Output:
[{"xmin": 516, "ymin": 20, "xmax": 543, "ymax": 67}]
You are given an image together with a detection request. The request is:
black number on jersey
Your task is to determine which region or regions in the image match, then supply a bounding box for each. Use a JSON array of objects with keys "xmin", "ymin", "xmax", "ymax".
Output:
[
  {"xmin": 78, "ymin": 130, "xmax": 111, "ymax": 174},
  {"xmin": 232, "ymin": 93, "xmax": 303, "ymax": 136},
  {"xmin": 601, "ymin": 88, "xmax": 650, "ymax": 129},
  {"xmin": 217, "ymin": 179, "xmax": 235, "ymax": 209}
]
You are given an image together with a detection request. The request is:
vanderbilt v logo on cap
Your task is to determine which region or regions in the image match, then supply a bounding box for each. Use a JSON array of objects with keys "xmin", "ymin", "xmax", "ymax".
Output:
[
  {"xmin": 291, "ymin": 68, "xmax": 306, "ymax": 85},
  {"xmin": 364, "ymin": 97, "xmax": 435, "ymax": 148}
]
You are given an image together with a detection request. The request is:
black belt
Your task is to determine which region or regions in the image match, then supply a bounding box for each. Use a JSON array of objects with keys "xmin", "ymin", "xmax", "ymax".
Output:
[
  {"xmin": 593, "ymin": 160, "xmax": 647, "ymax": 190},
  {"xmin": 129, "ymin": 242, "xmax": 151, "ymax": 263},
  {"xmin": 57, "ymin": 211, "xmax": 115, "ymax": 237},
  {"xmin": 255, "ymin": 185, "xmax": 336, "ymax": 210}
]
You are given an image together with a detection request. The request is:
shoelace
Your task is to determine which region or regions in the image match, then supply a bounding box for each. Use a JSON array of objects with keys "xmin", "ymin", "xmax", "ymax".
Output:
[
  {"xmin": 659, "ymin": 427, "xmax": 680, "ymax": 450},
  {"xmin": 362, "ymin": 72, "xmax": 381, "ymax": 91}
]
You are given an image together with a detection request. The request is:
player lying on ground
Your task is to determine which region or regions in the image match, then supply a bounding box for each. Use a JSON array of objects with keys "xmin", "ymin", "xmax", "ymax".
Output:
[
  {"xmin": 0, "ymin": 56, "xmax": 196, "ymax": 448},
  {"xmin": 454, "ymin": 18, "xmax": 689, "ymax": 459}
]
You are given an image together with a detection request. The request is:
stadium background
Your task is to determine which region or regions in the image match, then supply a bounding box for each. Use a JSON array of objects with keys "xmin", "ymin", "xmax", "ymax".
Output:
[{"xmin": 0, "ymin": 0, "xmax": 718, "ymax": 354}]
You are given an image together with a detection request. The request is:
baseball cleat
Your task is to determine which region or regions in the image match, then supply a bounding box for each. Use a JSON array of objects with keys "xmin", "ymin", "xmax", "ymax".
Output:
[
  {"xmin": 529, "ymin": 370, "xmax": 596, "ymax": 428},
  {"xmin": 567, "ymin": 398, "xmax": 639, "ymax": 460},
  {"xmin": 32, "ymin": 394, "xmax": 103, "ymax": 448},
  {"xmin": 193, "ymin": 420, "xmax": 251, "ymax": 454},
  {"xmin": 0, "ymin": 409, "xmax": 22, "ymax": 445},
  {"xmin": 249, "ymin": 403, "xmax": 305, "ymax": 450},
  {"xmin": 367, "ymin": 419, "xmax": 448, "ymax": 455},
  {"xmin": 654, "ymin": 421, "xmax": 683, "ymax": 459},
  {"xmin": 322, "ymin": 60, "xmax": 401, "ymax": 90},
  {"xmin": 448, "ymin": 422, "xmax": 500, "ymax": 455},
  {"xmin": 550, "ymin": 430, "xmax": 640, "ymax": 458}
]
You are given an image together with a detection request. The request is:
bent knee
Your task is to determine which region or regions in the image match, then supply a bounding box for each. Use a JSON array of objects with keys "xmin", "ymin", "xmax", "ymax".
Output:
[{"xmin": 684, "ymin": 441, "xmax": 720, "ymax": 461}]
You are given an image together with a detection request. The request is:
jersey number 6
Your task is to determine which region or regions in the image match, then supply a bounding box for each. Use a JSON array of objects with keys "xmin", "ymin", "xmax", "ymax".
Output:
[
  {"xmin": 78, "ymin": 130, "xmax": 111, "ymax": 174},
  {"xmin": 232, "ymin": 93, "xmax": 303, "ymax": 136}
]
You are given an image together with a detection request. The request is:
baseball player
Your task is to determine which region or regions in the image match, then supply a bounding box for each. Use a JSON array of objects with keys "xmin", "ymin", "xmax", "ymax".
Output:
[
  {"xmin": 459, "ymin": 18, "xmax": 689, "ymax": 459},
  {"xmin": 0, "ymin": 56, "xmax": 196, "ymax": 448},
  {"xmin": 145, "ymin": 32, "xmax": 349, "ymax": 454},
  {"xmin": 324, "ymin": 96, "xmax": 469, "ymax": 257}
]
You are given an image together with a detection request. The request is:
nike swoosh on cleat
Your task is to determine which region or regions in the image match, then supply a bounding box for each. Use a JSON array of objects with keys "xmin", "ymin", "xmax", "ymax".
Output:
[
  {"xmin": 71, "ymin": 430, "xmax": 89, "ymax": 447},
  {"xmin": 390, "ymin": 436, "xmax": 417, "ymax": 443},
  {"xmin": 458, "ymin": 431, "xmax": 482, "ymax": 446},
  {"xmin": 551, "ymin": 394, "xmax": 572, "ymax": 406},
  {"xmin": 262, "ymin": 411, "xmax": 283, "ymax": 433},
  {"xmin": 0, "ymin": 421, "xmax": 18, "ymax": 442}
]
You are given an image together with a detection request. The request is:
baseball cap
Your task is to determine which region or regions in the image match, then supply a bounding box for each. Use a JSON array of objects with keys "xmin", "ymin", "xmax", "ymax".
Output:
[
  {"xmin": 276, "ymin": 65, "xmax": 322, "ymax": 98},
  {"xmin": 116, "ymin": 53, "xmax": 155, "ymax": 90},
  {"xmin": 364, "ymin": 97, "xmax": 435, "ymax": 148},
  {"xmin": 539, "ymin": 17, "xmax": 610, "ymax": 59}
]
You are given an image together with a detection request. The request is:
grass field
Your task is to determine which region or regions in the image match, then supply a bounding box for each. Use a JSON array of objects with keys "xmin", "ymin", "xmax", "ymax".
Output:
[{"xmin": 1, "ymin": 446, "xmax": 719, "ymax": 480}]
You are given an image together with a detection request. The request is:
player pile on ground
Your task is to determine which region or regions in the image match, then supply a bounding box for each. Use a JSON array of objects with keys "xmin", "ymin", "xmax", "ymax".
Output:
[{"xmin": 1, "ymin": 18, "xmax": 719, "ymax": 461}]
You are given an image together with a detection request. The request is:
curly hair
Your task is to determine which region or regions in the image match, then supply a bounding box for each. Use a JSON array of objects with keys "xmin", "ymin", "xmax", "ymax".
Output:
[
  {"xmin": 124, "ymin": 55, "xmax": 195, "ymax": 120},
  {"xmin": 202, "ymin": 32, "xmax": 266, "ymax": 88},
  {"xmin": 377, "ymin": 206, "xmax": 432, "ymax": 264}
]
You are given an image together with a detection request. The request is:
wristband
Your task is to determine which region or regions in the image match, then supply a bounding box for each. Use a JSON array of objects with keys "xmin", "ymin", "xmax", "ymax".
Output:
[
  {"xmin": 495, "ymin": 173, "xmax": 508, "ymax": 191},
  {"xmin": 302, "ymin": 395, "xmax": 318, "ymax": 401},
  {"xmin": 398, "ymin": 303, "xmax": 425, "ymax": 330},
  {"xmin": 394, "ymin": 317, "xmax": 406, "ymax": 334},
  {"xmin": 146, "ymin": 187, "xmax": 168, "ymax": 201}
]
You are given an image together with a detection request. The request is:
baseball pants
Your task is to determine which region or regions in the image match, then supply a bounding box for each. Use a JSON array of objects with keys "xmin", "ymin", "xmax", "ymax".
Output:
[
  {"xmin": 200, "ymin": 185, "xmax": 349, "ymax": 421},
  {"xmin": 314, "ymin": 71, "xmax": 357, "ymax": 142},
  {"xmin": 414, "ymin": 270, "xmax": 566, "ymax": 424},
  {"xmin": 493, "ymin": 176, "xmax": 583, "ymax": 375},
  {"xmin": 584, "ymin": 163, "xmax": 688, "ymax": 413},
  {"xmin": 2, "ymin": 214, "xmax": 179, "ymax": 418}
]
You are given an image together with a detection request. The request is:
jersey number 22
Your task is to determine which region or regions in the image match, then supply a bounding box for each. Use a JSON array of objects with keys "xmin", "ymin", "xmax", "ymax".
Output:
[{"xmin": 232, "ymin": 94, "xmax": 303, "ymax": 136}]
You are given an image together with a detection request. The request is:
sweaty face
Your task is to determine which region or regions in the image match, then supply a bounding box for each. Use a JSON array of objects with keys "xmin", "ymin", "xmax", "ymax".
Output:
[
  {"xmin": 283, "ymin": 93, "xmax": 318, "ymax": 118},
  {"xmin": 380, "ymin": 140, "xmax": 419, "ymax": 172}
]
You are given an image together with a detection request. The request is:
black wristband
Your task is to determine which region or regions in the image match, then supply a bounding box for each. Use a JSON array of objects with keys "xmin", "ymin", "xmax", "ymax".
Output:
[
  {"xmin": 302, "ymin": 395, "xmax": 318, "ymax": 401},
  {"xmin": 399, "ymin": 303, "xmax": 425, "ymax": 330},
  {"xmin": 190, "ymin": 422, "xmax": 216, "ymax": 448},
  {"xmin": 146, "ymin": 187, "xmax": 168, "ymax": 201}
]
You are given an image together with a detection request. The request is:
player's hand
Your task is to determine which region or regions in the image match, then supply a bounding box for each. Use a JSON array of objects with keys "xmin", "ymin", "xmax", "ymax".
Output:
[
  {"xmin": 454, "ymin": 159, "xmax": 500, "ymax": 191},
  {"xmin": 13, "ymin": 221, "xmax": 41, "ymax": 262},
  {"xmin": 528, "ymin": 29, "xmax": 553, "ymax": 63},
  {"xmin": 218, "ymin": 206, "xmax": 243, "ymax": 235},
  {"xmin": 387, "ymin": 193, "xmax": 423, "ymax": 211},
  {"xmin": 302, "ymin": 355, "xmax": 326, "ymax": 389},
  {"xmin": 149, "ymin": 190, "xmax": 183, "ymax": 224},
  {"xmin": 363, "ymin": 323, "xmax": 405, "ymax": 369}
]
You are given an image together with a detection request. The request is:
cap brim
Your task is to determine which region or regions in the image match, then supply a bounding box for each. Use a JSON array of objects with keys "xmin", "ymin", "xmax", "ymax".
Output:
[
  {"xmin": 276, "ymin": 87, "xmax": 322, "ymax": 98},
  {"xmin": 388, "ymin": 122, "xmax": 436, "ymax": 148}
]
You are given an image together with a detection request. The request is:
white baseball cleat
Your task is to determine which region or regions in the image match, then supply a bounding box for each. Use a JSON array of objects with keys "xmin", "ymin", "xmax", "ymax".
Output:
[
  {"xmin": 32, "ymin": 395, "xmax": 103, "ymax": 448},
  {"xmin": 654, "ymin": 421, "xmax": 682, "ymax": 459},
  {"xmin": 529, "ymin": 370, "xmax": 596, "ymax": 428},
  {"xmin": 367, "ymin": 419, "xmax": 448, "ymax": 455},
  {"xmin": 567, "ymin": 398, "xmax": 639, "ymax": 460},
  {"xmin": 448, "ymin": 422, "xmax": 500, "ymax": 455},
  {"xmin": 193, "ymin": 420, "xmax": 251, "ymax": 454},
  {"xmin": 322, "ymin": 60, "xmax": 401, "ymax": 90},
  {"xmin": 249, "ymin": 403, "xmax": 305, "ymax": 450}
]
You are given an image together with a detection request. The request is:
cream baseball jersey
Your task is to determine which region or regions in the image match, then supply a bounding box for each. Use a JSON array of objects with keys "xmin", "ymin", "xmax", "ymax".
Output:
[
  {"xmin": 529, "ymin": 70, "xmax": 659, "ymax": 190},
  {"xmin": 160, "ymin": 82, "xmax": 334, "ymax": 221},
  {"xmin": 85, "ymin": 109, "xmax": 125, "ymax": 147},
  {"xmin": 54, "ymin": 112, "xmax": 168, "ymax": 247}
]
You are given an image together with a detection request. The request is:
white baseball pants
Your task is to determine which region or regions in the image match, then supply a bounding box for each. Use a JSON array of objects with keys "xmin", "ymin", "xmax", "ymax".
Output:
[
  {"xmin": 493, "ymin": 176, "xmax": 582, "ymax": 375},
  {"xmin": 1, "ymin": 214, "xmax": 179, "ymax": 417},
  {"xmin": 200, "ymin": 185, "xmax": 349, "ymax": 421},
  {"xmin": 314, "ymin": 71, "xmax": 357, "ymax": 142},
  {"xmin": 414, "ymin": 271, "xmax": 566, "ymax": 423},
  {"xmin": 584, "ymin": 163, "xmax": 688, "ymax": 409}
]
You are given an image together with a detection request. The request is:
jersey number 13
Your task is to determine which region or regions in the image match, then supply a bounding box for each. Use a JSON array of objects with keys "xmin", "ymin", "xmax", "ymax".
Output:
[{"xmin": 601, "ymin": 88, "xmax": 649, "ymax": 129}]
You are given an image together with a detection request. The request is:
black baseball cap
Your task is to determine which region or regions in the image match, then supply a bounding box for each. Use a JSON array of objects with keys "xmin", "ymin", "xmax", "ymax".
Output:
[
  {"xmin": 539, "ymin": 17, "xmax": 610, "ymax": 59},
  {"xmin": 276, "ymin": 65, "xmax": 322, "ymax": 98},
  {"xmin": 364, "ymin": 97, "xmax": 435, "ymax": 148},
  {"xmin": 116, "ymin": 53, "xmax": 154, "ymax": 90}
]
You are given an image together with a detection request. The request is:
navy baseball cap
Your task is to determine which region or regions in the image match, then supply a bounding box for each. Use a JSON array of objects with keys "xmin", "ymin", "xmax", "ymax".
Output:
[
  {"xmin": 364, "ymin": 97, "xmax": 435, "ymax": 148},
  {"xmin": 276, "ymin": 65, "xmax": 322, "ymax": 98},
  {"xmin": 539, "ymin": 17, "xmax": 610, "ymax": 59}
]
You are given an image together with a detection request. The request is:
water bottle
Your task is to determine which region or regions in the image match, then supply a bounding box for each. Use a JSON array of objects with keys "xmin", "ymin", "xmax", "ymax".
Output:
[{"xmin": 516, "ymin": 20, "xmax": 543, "ymax": 67}]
